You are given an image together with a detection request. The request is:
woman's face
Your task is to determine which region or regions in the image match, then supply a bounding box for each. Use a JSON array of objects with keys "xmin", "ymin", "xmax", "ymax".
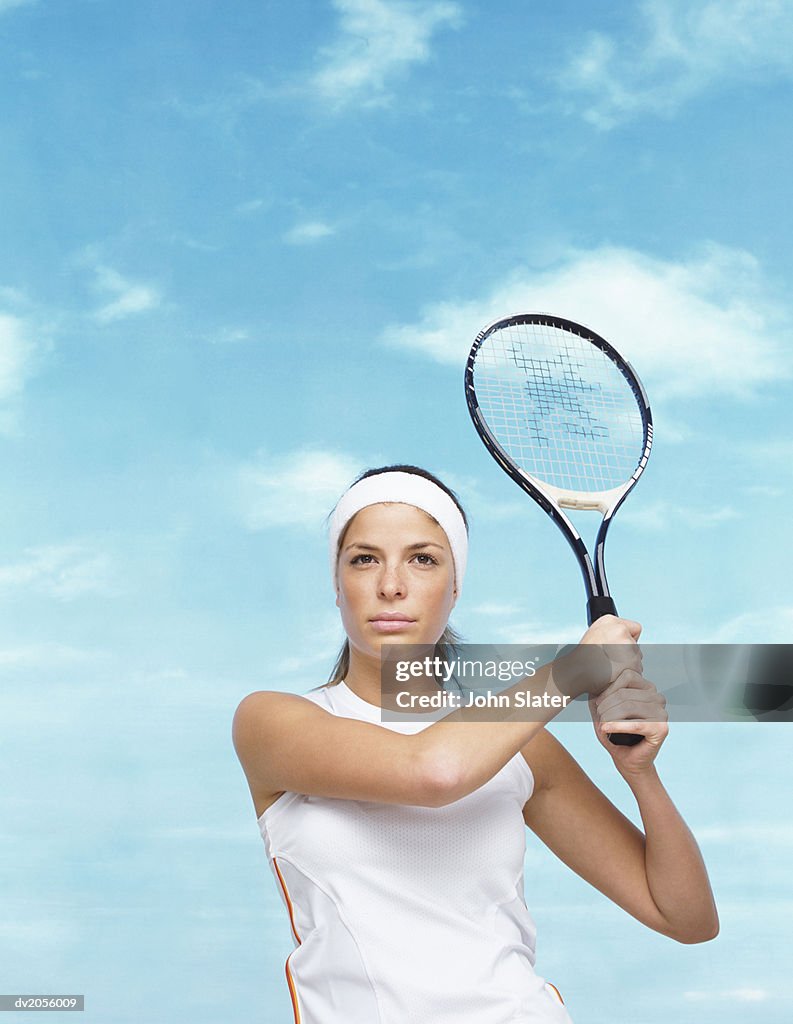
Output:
[{"xmin": 335, "ymin": 502, "xmax": 457, "ymax": 660}]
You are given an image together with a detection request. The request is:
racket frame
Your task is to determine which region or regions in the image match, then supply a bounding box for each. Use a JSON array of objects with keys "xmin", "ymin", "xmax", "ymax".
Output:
[{"xmin": 464, "ymin": 311, "xmax": 653, "ymax": 626}]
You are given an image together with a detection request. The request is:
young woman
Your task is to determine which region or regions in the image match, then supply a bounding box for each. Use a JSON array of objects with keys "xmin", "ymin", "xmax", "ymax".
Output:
[{"xmin": 233, "ymin": 464, "xmax": 718, "ymax": 1024}]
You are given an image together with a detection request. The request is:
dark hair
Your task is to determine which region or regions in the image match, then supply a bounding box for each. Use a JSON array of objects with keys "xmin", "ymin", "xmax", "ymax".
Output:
[{"xmin": 315, "ymin": 464, "xmax": 468, "ymax": 690}]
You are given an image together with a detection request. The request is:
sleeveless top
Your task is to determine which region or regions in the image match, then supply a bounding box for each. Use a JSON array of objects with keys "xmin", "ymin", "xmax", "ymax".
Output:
[{"xmin": 258, "ymin": 680, "xmax": 574, "ymax": 1024}]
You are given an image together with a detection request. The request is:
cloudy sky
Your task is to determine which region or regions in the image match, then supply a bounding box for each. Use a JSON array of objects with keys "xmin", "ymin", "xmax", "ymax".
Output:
[{"xmin": 1, "ymin": 1, "xmax": 791, "ymax": 1022}]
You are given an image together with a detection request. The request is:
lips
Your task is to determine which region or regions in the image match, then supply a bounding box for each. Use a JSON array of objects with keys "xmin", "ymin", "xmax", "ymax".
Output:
[{"xmin": 369, "ymin": 613, "xmax": 416, "ymax": 633}]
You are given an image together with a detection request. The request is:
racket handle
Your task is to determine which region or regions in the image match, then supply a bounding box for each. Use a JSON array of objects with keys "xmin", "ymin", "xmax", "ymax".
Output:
[
  {"xmin": 586, "ymin": 595, "xmax": 617, "ymax": 624},
  {"xmin": 587, "ymin": 596, "xmax": 643, "ymax": 747},
  {"xmin": 608, "ymin": 732, "xmax": 642, "ymax": 746}
]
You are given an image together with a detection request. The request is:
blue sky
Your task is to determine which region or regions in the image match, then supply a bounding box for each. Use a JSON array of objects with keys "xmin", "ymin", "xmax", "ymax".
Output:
[{"xmin": 1, "ymin": 1, "xmax": 791, "ymax": 1021}]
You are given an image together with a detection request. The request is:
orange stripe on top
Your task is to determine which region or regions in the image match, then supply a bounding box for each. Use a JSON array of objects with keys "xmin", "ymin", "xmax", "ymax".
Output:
[
  {"xmin": 547, "ymin": 981, "xmax": 565, "ymax": 1005},
  {"xmin": 272, "ymin": 856, "xmax": 302, "ymax": 1024}
]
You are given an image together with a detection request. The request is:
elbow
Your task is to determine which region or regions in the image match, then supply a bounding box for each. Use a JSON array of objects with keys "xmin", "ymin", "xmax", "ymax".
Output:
[
  {"xmin": 687, "ymin": 921, "xmax": 720, "ymax": 945},
  {"xmin": 670, "ymin": 916, "xmax": 720, "ymax": 945},
  {"xmin": 676, "ymin": 927, "xmax": 719, "ymax": 945},
  {"xmin": 420, "ymin": 754, "xmax": 465, "ymax": 808}
]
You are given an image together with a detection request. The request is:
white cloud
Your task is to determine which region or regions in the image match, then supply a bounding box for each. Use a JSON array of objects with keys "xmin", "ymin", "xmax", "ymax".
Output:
[
  {"xmin": 235, "ymin": 448, "xmax": 365, "ymax": 530},
  {"xmin": 440, "ymin": 471, "xmax": 526, "ymax": 523},
  {"xmin": 276, "ymin": 647, "xmax": 341, "ymax": 675},
  {"xmin": 617, "ymin": 501, "xmax": 671, "ymax": 531},
  {"xmin": 710, "ymin": 606, "xmax": 793, "ymax": 643},
  {"xmin": 312, "ymin": 0, "xmax": 463, "ymax": 108},
  {"xmin": 0, "ymin": 285, "xmax": 27, "ymax": 304},
  {"xmin": 491, "ymin": 620, "xmax": 583, "ymax": 645},
  {"xmin": 211, "ymin": 326, "xmax": 250, "ymax": 344},
  {"xmin": 743, "ymin": 484, "xmax": 785, "ymax": 498},
  {"xmin": 274, "ymin": 616, "xmax": 346, "ymax": 675},
  {"xmin": 380, "ymin": 244, "xmax": 791, "ymax": 400},
  {"xmin": 151, "ymin": 824, "xmax": 254, "ymax": 842},
  {"xmin": 681, "ymin": 506, "xmax": 741, "ymax": 527},
  {"xmin": 683, "ymin": 988, "xmax": 770, "ymax": 1003},
  {"xmin": 283, "ymin": 220, "xmax": 335, "ymax": 245},
  {"xmin": 0, "ymin": 919, "xmax": 75, "ymax": 947},
  {"xmin": 167, "ymin": 231, "xmax": 219, "ymax": 253},
  {"xmin": 619, "ymin": 500, "xmax": 741, "ymax": 531},
  {"xmin": 0, "ymin": 643, "xmax": 108, "ymax": 668},
  {"xmin": 0, "ymin": 543, "xmax": 115, "ymax": 600},
  {"xmin": 560, "ymin": 0, "xmax": 793, "ymax": 128},
  {"xmin": 234, "ymin": 197, "xmax": 268, "ymax": 216},
  {"xmin": 0, "ymin": 0, "xmax": 36, "ymax": 13},
  {"xmin": 0, "ymin": 306, "xmax": 45, "ymax": 433},
  {"xmin": 470, "ymin": 602, "xmax": 524, "ymax": 618},
  {"xmin": 92, "ymin": 265, "xmax": 161, "ymax": 323},
  {"xmin": 232, "ymin": 449, "xmax": 485, "ymax": 537},
  {"xmin": 741, "ymin": 438, "xmax": 793, "ymax": 468},
  {"xmin": 0, "ymin": 311, "xmax": 37, "ymax": 403},
  {"xmin": 696, "ymin": 823, "xmax": 793, "ymax": 844}
]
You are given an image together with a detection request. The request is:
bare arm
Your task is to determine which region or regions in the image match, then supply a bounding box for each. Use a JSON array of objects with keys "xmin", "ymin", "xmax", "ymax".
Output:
[
  {"xmin": 233, "ymin": 666, "xmax": 584, "ymax": 813},
  {"xmin": 232, "ymin": 691, "xmax": 443, "ymax": 808},
  {"xmin": 620, "ymin": 764, "xmax": 719, "ymax": 943},
  {"xmin": 523, "ymin": 729, "xmax": 719, "ymax": 944}
]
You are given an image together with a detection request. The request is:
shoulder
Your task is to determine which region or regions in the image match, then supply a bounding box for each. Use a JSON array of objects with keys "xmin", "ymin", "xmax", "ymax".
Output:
[
  {"xmin": 234, "ymin": 686, "xmax": 329, "ymax": 715},
  {"xmin": 519, "ymin": 726, "xmax": 572, "ymax": 797},
  {"xmin": 233, "ymin": 688, "xmax": 300, "ymax": 718},
  {"xmin": 232, "ymin": 689, "xmax": 328, "ymax": 749}
]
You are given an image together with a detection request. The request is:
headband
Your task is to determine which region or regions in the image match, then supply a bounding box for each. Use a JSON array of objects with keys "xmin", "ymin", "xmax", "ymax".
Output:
[{"xmin": 328, "ymin": 472, "xmax": 468, "ymax": 593}]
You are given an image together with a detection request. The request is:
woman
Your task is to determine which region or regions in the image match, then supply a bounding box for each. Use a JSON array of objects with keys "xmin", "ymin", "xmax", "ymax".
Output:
[{"xmin": 233, "ymin": 464, "xmax": 718, "ymax": 1024}]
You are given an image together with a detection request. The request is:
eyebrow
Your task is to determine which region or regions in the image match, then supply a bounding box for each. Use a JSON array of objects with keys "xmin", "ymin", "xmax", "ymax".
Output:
[{"xmin": 343, "ymin": 541, "xmax": 445, "ymax": 553}]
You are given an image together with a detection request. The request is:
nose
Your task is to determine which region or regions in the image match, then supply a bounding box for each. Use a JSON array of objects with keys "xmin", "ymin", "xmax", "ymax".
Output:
[{"xmin": 377, "ymin": 560, "xmax": 406, "ymax": 599}]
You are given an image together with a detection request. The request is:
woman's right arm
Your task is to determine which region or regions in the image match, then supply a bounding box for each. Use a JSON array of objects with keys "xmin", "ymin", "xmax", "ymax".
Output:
[
  {"xmin": 233, "ymin": 617, "xmax": 641, "ymax": 810},
  {"xmin": 233, "ymin": 682, "xmax": 572, "ymax": 812},
  {"xmin": 233, "ymin": 691, "xmax": 447, "ymax": 808}
]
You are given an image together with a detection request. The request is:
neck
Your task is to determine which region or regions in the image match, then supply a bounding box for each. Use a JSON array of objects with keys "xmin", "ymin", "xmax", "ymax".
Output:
[
  {"xmin": 343, "ymin": 646, "xmax": 386, "ymax": 706},
  {"xmin": 343, "ymin": 643, "xmax": 442, "ymax": 709}
]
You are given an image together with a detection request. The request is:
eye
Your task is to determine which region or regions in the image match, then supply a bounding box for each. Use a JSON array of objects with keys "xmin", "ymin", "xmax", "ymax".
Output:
[
  {"xmin": 350, "ymin": 553, "xmax": 376, "ymax": 565},
  {"xmin": 413, "ymin": 552, "xmax": 439, "ymax": 565}
]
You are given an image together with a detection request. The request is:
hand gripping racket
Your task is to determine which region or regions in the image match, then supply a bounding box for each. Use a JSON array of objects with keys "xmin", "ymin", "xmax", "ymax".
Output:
[{"xmin": 464, "ymin": 312, "xmax": 653, "ymax": 746}]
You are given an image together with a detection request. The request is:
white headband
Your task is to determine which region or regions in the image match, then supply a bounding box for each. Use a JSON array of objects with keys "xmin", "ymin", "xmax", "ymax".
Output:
[{"xmin": 328, "ymin": 471, "xmax": 468, "ymax": 593}]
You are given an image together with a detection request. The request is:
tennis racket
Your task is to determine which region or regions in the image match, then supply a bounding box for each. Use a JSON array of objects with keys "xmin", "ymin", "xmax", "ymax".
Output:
[{"xmin": 464, "ymin": 312, "xmax": 653, "ymax": 746}]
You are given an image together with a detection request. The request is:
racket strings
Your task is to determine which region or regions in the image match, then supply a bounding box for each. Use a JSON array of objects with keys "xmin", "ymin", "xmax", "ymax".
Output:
[{"xmin": 473, "ymin": 322, "xmax": 646, "ymax": 493}]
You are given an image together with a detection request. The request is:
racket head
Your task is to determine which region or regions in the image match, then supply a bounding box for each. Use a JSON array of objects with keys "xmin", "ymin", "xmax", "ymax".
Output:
[{"xmin": 465, "ymin": 312, "xmax": 652, "ymax": 517}]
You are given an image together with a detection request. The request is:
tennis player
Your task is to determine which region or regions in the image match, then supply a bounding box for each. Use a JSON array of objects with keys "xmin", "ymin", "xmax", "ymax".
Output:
[{"xmin": 233, "ymin": 464, "xmax": 718, "ymax": 1024}]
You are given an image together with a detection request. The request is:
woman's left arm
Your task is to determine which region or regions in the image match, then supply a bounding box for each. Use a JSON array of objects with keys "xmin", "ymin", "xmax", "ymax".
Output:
[{"xmin": 521, "ymin": 676, "xmax": 719, "ymax": 944}]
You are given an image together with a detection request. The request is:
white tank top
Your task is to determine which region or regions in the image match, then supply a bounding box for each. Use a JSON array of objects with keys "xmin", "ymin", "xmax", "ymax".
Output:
[{"xmin": 258, "ymin": 680, "xmax": 573, "ymax": 1024}]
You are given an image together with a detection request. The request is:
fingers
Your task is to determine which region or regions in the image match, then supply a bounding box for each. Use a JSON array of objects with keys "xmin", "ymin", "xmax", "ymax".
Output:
[
  {"xmin": 579, "ymin": 615, "xmax": 643, "ymax": 652},
  {"xmin": 593, "ymin": 672, "xmax": 668, "ymax": 724},
  {"xmin": 597, "ymin": 668, "xmax": 654, "ymax": 698},
  {"xmin": 622, "ymin": 618, "xmax": 643, "ymax": 641},
  {"xmin": 597, "ymin": 696, "xmax": 668, "ymax": 726},
  {"xmin": 597, "ymin": 718, "xmax": 670, "ymax": 746},
  {"xmin": 589, "ymin": 666, "xmax": 669, "ymax": 761}
]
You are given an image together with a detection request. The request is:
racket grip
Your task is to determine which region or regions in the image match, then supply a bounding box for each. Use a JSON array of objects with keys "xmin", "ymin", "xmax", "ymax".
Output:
[
  {"xmin": 608, "ymin": 731, "xmax": 642, "ymax": 746},
  {"xmin": 586, "ymin": 595, "xmax": 618, "ymax": 624},
  {"xmin": 587, "ymin": 596, "xmax": 643, "ymax": 747}
]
